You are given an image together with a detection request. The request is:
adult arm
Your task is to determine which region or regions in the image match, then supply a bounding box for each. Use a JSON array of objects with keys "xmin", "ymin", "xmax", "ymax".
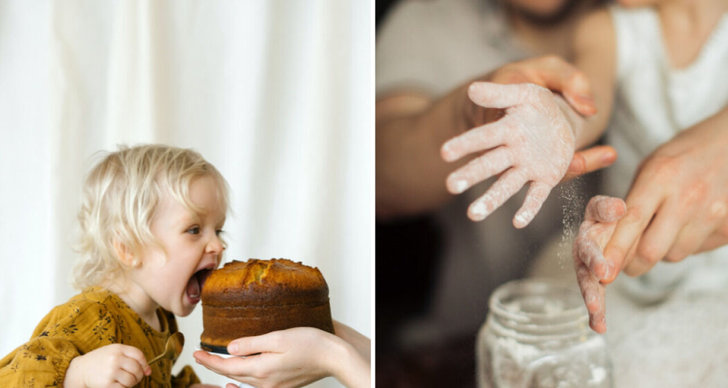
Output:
[
  {"xmin": 377, "ymin": 55, "xmax": 615, "ymax": 220},
  {"xmin": 193, "ymin": 325, "xmax": 370, "ymax": 388},
  {"xmin": 602, "ymin": 105, "xmax": 728, "ymax": 279}
]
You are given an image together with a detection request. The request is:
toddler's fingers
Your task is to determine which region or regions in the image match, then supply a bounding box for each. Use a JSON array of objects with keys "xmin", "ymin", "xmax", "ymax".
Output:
[
  {"xmin": 575, "ymin": 229, "xmax": 612, "ymax": 281},
  {"xmin": 513, "ymin": 181, "xmax": 551, "ymax": 228},
  {"xmin": 446, "ymin": 147, "xmax": 511, "ymax": 194},
  {"xmin": 118, "ymin": 356, "xmax": 146, "ymax": 382},
  {"xmin": 119, "ymin": 345, "xmax": 151, "ymax": 376},
  {"xmin": 441, "ymin": 119, "xmax": 510, "ymax": 162},
  {"xmin": 114, "ymin": 368, "xmax": 141, "ymax": 387},
  {"xmin": 467, "ymin": 169, "xmax": 526, "ymax": 221},
  {"xmin": 574, "ymin": 255, "xmax": 607, "ymax": 333},
  {"xmin": 584, "ymin": 195, "xmax": 626, "ymax": 223}
]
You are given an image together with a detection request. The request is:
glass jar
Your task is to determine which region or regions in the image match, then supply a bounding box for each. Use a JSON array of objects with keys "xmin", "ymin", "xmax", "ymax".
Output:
[{"xmin": 477, "ymin": 279, "xmax": 612, "ymax": 388}]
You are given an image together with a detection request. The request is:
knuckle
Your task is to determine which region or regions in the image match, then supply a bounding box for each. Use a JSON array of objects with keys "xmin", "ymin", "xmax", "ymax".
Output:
[
  {"xmin": 718, "ymin": 222, "xmax": 728, "ymax": 240},
  {"xmin": 622, "ymin": 205, "xmax": 644, "ymax": 224},
  {"xmin": 642, "ymin": 154, "xmax": 679, "ymax": 179},
  {"xmin": 680, "ymin": 180, "xmax": 709, "ymax": 207},
  {"xmin": 636, "ymin": 242, "xmax": 663, "ymax": 265},
  {"xmin": 542, "ymin": 54, "xmax": 564, "ymax": 67},
  {"xmin": 664, "ymin": 251, "xmax": 687, "ymax": 262},
  {"xmin": 567, "ymin": 70, "xmax": 586, "ymax": 85}
]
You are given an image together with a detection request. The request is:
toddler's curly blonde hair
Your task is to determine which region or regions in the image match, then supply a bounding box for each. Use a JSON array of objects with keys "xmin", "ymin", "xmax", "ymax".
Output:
[{"xmin": 73, "ymin": 144, "xmax": 229, "ymax": 289}]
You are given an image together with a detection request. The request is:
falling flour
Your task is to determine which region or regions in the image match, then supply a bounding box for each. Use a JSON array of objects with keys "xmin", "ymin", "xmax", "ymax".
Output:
[{"xmin": 557, "ymin": 177, "xmax": 586, "ymax": 269}]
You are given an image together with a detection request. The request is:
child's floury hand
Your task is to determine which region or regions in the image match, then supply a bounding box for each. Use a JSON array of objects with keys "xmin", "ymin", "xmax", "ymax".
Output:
[
  {"xmin": 64, "ymin": 344, "xmax": 151, "ymax": 388},
  {"xmin": 441, "ymin": 82, "xmax": 577, "ymax": 228},
  {"xmin": 573, "ymin": 195, "xmax": 627, "ymax": 333}
]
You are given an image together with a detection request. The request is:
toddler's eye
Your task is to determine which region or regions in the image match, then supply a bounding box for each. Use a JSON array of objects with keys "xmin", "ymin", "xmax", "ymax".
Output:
[
  {"xmin": 216, "ymin": 229, "xmax": 224, "ymax": 236},
  {"xmin": 187, "ymin": 226, "xmax": 200, "ymax": 235}
]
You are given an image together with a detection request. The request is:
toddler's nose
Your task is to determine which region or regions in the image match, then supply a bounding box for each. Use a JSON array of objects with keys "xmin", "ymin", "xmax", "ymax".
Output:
[{"xmin": 206, "ymin": 234, "xmax": 224, "ymax": 255}]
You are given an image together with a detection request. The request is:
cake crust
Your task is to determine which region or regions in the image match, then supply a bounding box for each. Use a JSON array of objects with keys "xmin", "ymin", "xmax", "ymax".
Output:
[{"xmin": 200, "ymin": 258, "xmax": 334, "ymax": 352}]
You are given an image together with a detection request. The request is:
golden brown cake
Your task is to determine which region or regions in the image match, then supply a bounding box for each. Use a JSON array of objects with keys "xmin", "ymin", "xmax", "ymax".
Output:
[{"xmin": 200, "ymin": 258, "xmax": 334, "ymax": 353}]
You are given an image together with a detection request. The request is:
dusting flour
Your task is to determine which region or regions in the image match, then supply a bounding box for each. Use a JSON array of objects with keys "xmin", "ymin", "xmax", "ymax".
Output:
[{"xmin": 557, "ymin": 177, "xmax": 586, "ymax": 269}]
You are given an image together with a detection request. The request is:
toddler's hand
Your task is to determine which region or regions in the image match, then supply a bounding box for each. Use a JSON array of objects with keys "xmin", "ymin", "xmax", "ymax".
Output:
[
  {"xmin": 573, "ymin": 195, "xmax": 627, "ymax": 333},
  {"xmin": 441, "ymin": 82, "xmax": 577, "ymax": 227},
  {"xmin": 64, "ymin": 344, "xmax": 151, "ymax": 388}
]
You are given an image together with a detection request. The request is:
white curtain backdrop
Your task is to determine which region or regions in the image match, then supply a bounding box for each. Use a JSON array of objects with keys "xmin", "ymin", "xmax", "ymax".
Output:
[{"xmin": 0, "ymin": 1, "xmax": 372, "ymax": 387}]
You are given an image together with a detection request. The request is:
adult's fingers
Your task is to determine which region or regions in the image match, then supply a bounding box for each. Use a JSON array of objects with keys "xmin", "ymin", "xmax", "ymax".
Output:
[
  {"xmin": 194, "ymin": 350, "xmax": 251, "ymax": 376},
  {"xmin": 467, "ymin": 169, "xmax": 526, "ymax": 221},
  {"xmin": 446, "ymin": 147, "xmax": 511, "ymax": 194},
  {"xmin": 493, "ymin": 55, "xmax": 597, "ymax": 116},
  {"xmin": 441, "ymin": 119, "xmax": 511, "ymax": 162},
  {"xmin": 664, "ymin": 221, "xmax": 716, "ymax": 262},
  {"xmin": 626, "ymin": 202, "xmax": 682, "ymax": 275},
  {"xmin": 603, "ymin": 192, "xmax": 661, "ymax": 282},
  {"xmin": 562, "ymin": 145, "xmax": 617, "ymax": 182},
  {"xmin": 228, "ymin": 332, "xmax": 283, "ymax": 356},
  {"xmin": 513, "ymin": 181, "xmax": 551, "ymax": 228},
  {"xmin": 528, "ymin": 56, "xmax": 597, "ymax": 116},
  {"xmin": 467, "ymin": 82, "xmax": 540, "ymax": 109}
]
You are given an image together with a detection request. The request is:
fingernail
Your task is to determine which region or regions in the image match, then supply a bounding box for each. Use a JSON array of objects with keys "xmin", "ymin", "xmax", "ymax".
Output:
[
  {"xmin": 602, "ymin": 150, "xmax": 616, "ymax": 163},
  {"xmin": 586, "ymin": 293, "xmax": 596, "ymax": 305},
  {"xmin": 453, "ymin": 180, "xmax": 468, "ymax": 194},
  {"xmin": 470, "ymin": 202, "xmax": 487, "ymax": 220},
  {"xmin": 228, "ymin": 342, "xmax": 238, "ymax": 354},
  {"xmin": 578, "ymin": 94, "xmax": 594, "ymax": 104}
]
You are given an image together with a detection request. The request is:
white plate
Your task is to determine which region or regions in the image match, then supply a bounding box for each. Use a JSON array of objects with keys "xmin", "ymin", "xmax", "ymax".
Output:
[{"xmin": 195, "ymin": 348, "xmax": 252, "ymax": 388}]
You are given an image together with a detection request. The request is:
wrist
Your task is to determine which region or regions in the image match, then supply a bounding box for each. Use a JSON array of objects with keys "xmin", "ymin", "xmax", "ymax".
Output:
[
  {"xmin": 63, "ymin": 356, "xmax": 85, "ymax": 388},
  {"xmin": 325, "ymin": 335, "xmax": 370, "ymax": 388},
  {"xmin": 553, "ymin": 93, "xmax": 583, "ymax": 148}
]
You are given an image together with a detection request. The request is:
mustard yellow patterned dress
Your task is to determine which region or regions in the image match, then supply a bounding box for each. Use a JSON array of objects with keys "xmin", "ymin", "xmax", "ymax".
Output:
[{"xmin": 0, "ymin": 287, "xmax": 200, "ymax": 387}]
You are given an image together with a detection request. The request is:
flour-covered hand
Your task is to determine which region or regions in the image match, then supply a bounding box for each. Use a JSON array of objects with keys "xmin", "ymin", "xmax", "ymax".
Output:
[
  {"xmin": 441, "ymin": 82, "xmax": 577, "ymax": 227},
  {"xmin": 573, "ymin": 195, "xmax": 626, "ymax": 333}
]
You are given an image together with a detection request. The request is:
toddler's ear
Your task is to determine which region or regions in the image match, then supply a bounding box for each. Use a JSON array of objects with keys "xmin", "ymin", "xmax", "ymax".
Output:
[{"xmin": 113, "ymin": 239, "xmax": 139, "ymax": 267}]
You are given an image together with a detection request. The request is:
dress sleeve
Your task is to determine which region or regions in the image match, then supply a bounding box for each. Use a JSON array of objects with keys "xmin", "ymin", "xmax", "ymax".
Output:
[
  {"xmin": 0, "ymin": 331, "xmax": 82, "ymax": 386},
  {"xmin": 0, "ymin": 299, "xmax": 121, "ymax": 387},
  {"xmin": 172, "ymin": 364, "xmax": 202, "ymax": 387}
]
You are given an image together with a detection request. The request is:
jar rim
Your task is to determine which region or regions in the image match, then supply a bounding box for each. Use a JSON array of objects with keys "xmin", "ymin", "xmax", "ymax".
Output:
[{"xmin": 488, "ymin": 278, "xmax": 589, "ymax": 338}]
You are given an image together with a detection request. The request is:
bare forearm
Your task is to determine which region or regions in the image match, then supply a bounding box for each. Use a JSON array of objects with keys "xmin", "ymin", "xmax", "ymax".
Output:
[
  {"xmin": 333, "ymin": 320, "xmax": 370, "ymax": 361},
  {"xmin": 326, "ymin": 339, "xmax": 370, "ymax": 388},
  {"xmin": 376, "ymin": 85, "xmax": 473, "ymax": 218}
]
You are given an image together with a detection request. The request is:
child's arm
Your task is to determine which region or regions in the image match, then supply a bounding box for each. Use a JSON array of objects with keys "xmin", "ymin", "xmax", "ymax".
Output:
[
  {"xmin": 193, "ymin": 326, "xmax": 371, "ymax": 388},
  {"xmin": 64, "ymin": 344, "xmax": 151, "ymax": 387}
]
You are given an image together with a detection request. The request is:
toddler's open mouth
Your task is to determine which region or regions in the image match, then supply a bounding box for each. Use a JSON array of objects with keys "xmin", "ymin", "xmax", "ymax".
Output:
[{"xmin": 186, "ymin": 267, "xmax": 213, "ymax": 304}]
